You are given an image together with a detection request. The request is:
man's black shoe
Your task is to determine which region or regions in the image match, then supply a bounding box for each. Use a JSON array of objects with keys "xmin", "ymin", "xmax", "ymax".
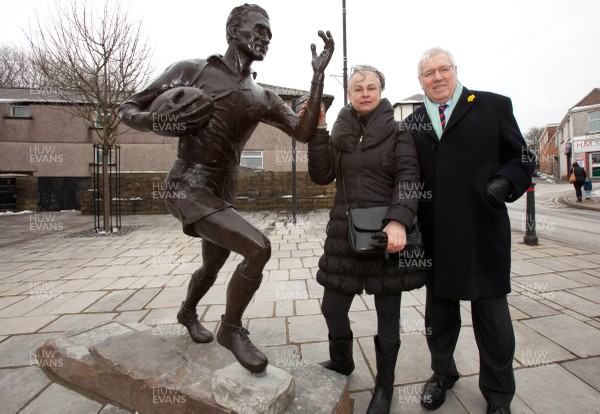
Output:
[
  {"xmin": 420, "ymin": 375, "xmax": 455, "ymax": 410},
  {"xmin": 487, "ymin": 407, "xmax": 511, "ymax": 414}
]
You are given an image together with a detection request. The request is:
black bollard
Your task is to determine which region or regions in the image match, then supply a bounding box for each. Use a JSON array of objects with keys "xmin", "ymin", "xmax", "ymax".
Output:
[{"xmin": 523, "ymin": 183, "xmax": 538, "ymax": 245}]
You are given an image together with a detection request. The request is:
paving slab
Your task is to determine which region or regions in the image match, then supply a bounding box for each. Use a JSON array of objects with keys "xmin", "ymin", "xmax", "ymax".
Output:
[
  {"xmin": 512, "ymin": 273, "xmax": 585, "ymax": 291},
  {"xmin": 568, "ymin": 285, "xmax": 600, "ymax": 303},
  {"xmin": 19, "ymin": 382, "xmax": 103, "ymax": 414},
  {"xmin": 288, "ymin": 314, "xmax": 329, "ymax": 343},
  {"xmin": 507, "ymin": 294, "xmax": 561, "ymax": 318},
  {"xmin": 0, "ymin": 314, "xmax": 58, "ymax": 335},
  {"xmin": 515, "ymin": 364, "xmax": 600, "ymax": 413},
  {"xmin": 114, "ymin": 310, "xmax": 149, "ymax": 323},
  {"xmin": 116, "ymin": 287, "xmax": 161, "ymax": 311},
  {"xmin": 0, "ymin": 367, "xmax": 52, "ymax": 414},
  {"xmin": 144, "ymin": 286, "xmax": 187, "ymax": 308},
  {"xmin": 245, "ymin": 300, "xmax": 276, "ymax": 318},
  {"xmin": 84, "ymin": 290, "xmax": 134, "ymax": 313},
  {"xmin": 510, "ymin": 260, "xmax": 554, "ymax": 276},
  {"xmin": 521, "ymin": 314, "xmax": 600, "ymax": 358},
  {"xmin": 513, "ymin": 321, "xmax": 575, "ymax": 367},
  {"xmin": 40, "ymin": 313, "xmax": 117, "ymax": 333},
  {"xmin": 549, "ymin": 290, "xmax": 600, "ymax": 317},
  {"xmin": 248, "ymin": 317, "xmax": 287, "ymax": 346},
  {"xmin": 561, "ymin": 356, "xmax": 600, "ymax": 392},
  {"xmin": 0, "ymin": 332, "xmax": 58, "ymax": 368}
]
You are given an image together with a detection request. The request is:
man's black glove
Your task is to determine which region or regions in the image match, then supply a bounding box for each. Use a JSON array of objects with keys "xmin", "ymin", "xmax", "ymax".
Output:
[{"xmin": 485, "ymin": 176, "xmax": 514, "ymax": 208}]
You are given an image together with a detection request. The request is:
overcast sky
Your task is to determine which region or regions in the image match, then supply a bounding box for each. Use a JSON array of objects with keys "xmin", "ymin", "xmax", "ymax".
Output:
[{"xmin": 2, "ymin": 0, "xmax": 599, "ymax": 132}]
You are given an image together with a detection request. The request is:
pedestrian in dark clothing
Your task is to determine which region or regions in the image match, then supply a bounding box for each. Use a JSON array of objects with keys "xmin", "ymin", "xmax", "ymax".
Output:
[
  {"xmin": 306, "ymin": 65, "xmax": 425, "ymax": 413},
  {"xmin": 569, "ymin": 162, "xmax": 587, "ymax": 201},
  {"xmin": 404, "ymin": 47, "xmax": 535, "ymax": 414}
]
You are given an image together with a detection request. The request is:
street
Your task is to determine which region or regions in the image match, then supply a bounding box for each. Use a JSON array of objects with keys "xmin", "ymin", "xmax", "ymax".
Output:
[{"xmin": 507, "ymin": 179, "xmax": 600, "ymax": 251}]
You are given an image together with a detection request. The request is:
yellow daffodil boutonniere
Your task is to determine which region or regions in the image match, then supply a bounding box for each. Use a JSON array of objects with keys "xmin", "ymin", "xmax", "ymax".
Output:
[{"xmin": 467, "ymin": 94, "xmax": 476, "ymax": 103}]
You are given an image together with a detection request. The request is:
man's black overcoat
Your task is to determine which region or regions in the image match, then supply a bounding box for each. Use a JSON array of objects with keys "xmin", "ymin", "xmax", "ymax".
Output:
[{"xmin": 404, "ymin": 87, "xmax": 534, "ymax": 300}]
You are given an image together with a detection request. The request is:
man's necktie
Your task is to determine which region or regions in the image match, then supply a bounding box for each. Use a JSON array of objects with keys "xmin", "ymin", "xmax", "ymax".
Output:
[{"xmin": 438, "ymin": 104, "xmax": 449, "ymax": 130}]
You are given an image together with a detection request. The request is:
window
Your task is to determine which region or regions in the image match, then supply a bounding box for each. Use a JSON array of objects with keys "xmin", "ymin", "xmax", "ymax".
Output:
[
  {"xmin": 241, "ymin": 150, "xmax": 263, "ymax": 169},
  {"xmin": 10, "ymin": 104, "xmax": 30, "ymax": 117},
  {"xmin": 590, "ymin": 112, "xmax": 600, "ymax": 133},
  {"xmin": 94, "ymin": 112, "xmax": 113, "ymax": 129}
]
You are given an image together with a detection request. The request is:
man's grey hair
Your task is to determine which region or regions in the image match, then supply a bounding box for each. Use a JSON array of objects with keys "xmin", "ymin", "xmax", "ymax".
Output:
[{"xmin": 417, "ymin": 47, "xmax": 456, "ymax": 75}]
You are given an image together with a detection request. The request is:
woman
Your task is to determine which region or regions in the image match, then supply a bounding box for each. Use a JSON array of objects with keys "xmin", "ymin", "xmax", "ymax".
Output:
[
  {"xmin": 569, "ymin": 162, "xmax": 587, "ymax": 201},
  {"xmin": 307, "ymin": 65, "xmax": 425, "ymax": 413}
]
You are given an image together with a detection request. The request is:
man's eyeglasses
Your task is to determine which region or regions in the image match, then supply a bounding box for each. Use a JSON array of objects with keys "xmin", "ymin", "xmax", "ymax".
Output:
[
  {"xmin": 350, "ymin": 65, "xmax": 385, "ymax": 90},
  {"xmin": 419, "ymin": 65, "xmax": 455, "ymax": 80}
]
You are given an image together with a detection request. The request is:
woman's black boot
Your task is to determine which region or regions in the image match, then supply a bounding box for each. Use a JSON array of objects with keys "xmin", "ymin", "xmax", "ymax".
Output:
[
  {"xmin": 319, "ymin": 332, "xmax": 355, "ymax": 376},
  {"xmin": 366, "ymin": 335, "xmax": 400, "ymax": 414}
]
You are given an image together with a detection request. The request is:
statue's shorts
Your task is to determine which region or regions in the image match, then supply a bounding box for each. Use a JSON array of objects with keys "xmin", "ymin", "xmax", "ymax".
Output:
[{"xmin": 162, "ymin": 159, "xmax": 238, "ymax": 237}]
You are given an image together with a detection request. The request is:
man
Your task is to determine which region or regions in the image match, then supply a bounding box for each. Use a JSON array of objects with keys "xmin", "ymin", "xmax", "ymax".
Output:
[
  {"xmin": 404, "ymin": 47, "xmax": 534, "ymax": 413},
  {"xmin": 118, "ymin": 4, "xmax": 334, "ymax": 375}
]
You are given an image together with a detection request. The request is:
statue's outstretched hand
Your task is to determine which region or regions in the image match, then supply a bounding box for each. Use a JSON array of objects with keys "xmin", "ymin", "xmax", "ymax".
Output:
[{"xmin": 311, "ymin": 30, "xmax": 334, "ymax": 74}]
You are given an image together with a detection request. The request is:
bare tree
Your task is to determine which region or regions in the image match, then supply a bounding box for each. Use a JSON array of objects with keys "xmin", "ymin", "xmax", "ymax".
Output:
[
  {"xmin": 0, "ymin": 45, "xmax": 34, "ymax": 88},
  {"xmin": 0, "ymin": 44, "xmax": 57, "ymax": 89},
  {"xmin": 25, "ymin": 0, "xmax": 153, "ymax": 232},
  {"xmin": 525, "ymin": 125, "xmax": 544, "ymax": 156}
]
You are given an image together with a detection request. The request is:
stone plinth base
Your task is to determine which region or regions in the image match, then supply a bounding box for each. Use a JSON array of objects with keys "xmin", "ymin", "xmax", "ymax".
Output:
[{"xmin": 37, "ymin": 322, "xmax": 350, "ymax": 413}]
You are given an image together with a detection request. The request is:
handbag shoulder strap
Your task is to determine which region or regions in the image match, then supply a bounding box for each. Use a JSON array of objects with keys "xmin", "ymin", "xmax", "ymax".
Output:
[{"xmin": 339, "ymin": 150, "xmax": 351, "ymax": 212}]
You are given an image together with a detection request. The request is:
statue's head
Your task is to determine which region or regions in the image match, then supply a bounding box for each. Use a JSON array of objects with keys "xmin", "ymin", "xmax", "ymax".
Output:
[{"xmin": 226, "ymin": 4, "xmax": 272, "ymax": 61}]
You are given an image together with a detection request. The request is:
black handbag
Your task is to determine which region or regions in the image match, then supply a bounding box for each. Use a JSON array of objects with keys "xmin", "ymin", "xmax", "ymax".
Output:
[{"xmin": 347, "ymin": 206, "xmax": 388, "ymax": 256}]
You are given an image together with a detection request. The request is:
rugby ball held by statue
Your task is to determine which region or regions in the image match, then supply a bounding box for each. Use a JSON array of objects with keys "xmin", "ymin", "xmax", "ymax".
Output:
[{"xmin": 148, "ymin": 86, "xmax": 213, "ymax": 136}]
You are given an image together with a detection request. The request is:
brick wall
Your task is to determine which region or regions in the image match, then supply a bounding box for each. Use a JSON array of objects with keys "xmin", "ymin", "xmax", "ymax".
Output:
[{"xmin": 79, "ymin": 171, "xmax": 336, "ymax": 215}]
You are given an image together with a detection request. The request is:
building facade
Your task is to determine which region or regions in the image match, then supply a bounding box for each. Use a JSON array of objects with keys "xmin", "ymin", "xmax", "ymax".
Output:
[
  {"xmin": 0, "ymin": 86, "xmax": 334, "ymax": 211},
  {"xmin": 537, "ymin": 124, "xmax": 559, "ymax": 176},
  {"xmin": 393, "ymin": 93, "xmax": 424, "ymax": 121},
  {"xmin": 555, "ymin": 88, "xmax": 600, "ymax": 178}
]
